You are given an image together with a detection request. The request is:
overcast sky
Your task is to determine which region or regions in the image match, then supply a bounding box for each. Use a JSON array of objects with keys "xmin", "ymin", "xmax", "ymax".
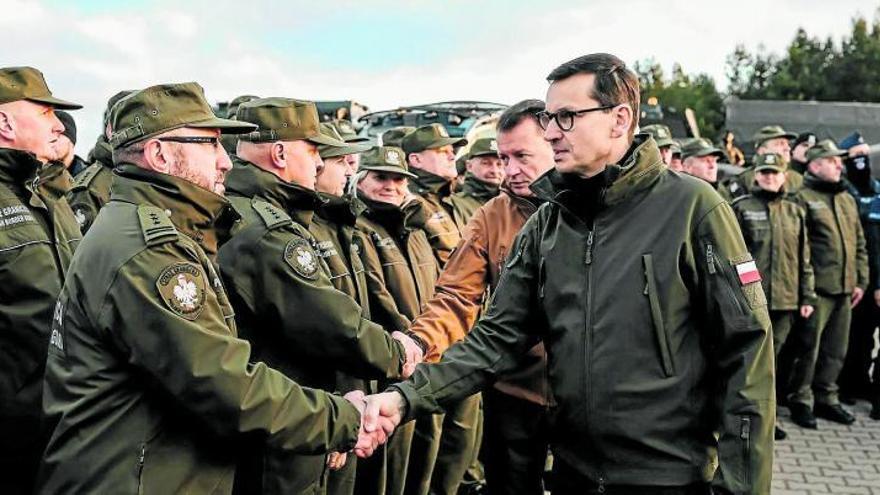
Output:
[{"xmin": 1, "ymin": 0, "xmax": 875, "ymax": 151}]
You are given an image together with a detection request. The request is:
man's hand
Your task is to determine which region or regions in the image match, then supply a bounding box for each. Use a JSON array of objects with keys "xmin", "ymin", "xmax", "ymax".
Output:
[
  {"xmin": 851, "ymin": 287, "xmax": 865, "ymax": 308},
  {"xmin": 343, "ymin": 390, "xmax": 387, "ymax": 458},
  {"xmin": 391, "ymin": 332, "xmax": 423, "ymax": 378},
  {"xmin": 326, "ymin": 452, "xmax": 347, "ymax": 471},
  {"xmin": 354, "ymin": 392, "xmax": 407, "ymax": 458},
  {"xmin": 799, "ymin": 304, "xmax": 814, "ymax": 319}
]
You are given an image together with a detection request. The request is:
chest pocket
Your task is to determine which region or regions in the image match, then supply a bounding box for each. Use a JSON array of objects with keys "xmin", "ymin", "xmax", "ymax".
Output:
[{"xmin": 0, "ymin": 199, "xmax": 50, "ymax": 253}]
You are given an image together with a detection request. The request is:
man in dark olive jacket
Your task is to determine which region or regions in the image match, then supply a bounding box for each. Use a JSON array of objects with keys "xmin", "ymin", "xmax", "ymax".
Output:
[{"xmin": 360, "ymin": 53, "xmax": 775, "ymax": 495}]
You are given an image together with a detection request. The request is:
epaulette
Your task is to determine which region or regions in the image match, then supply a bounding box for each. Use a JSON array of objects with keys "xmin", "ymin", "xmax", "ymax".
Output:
[
  {"xmin": 72, "ymin": 163, "xmax": 104, "ymax": 189},
  {"xmin": 252, "ymin": 199, "xmax": 292, "ymax": 230},
  {"xmin": 137, "ymin": 205, "xmax": 179, "ymax": 246}
]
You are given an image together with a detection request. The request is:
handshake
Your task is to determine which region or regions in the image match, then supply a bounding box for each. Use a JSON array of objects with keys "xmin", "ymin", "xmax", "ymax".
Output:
[{"xmin": 342, "ymin": 390, "xmax": 408, "ymax": 458}]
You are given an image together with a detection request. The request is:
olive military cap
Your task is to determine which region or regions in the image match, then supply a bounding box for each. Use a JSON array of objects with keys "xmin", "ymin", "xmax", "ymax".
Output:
[
  {"xmin": 359, "ymin": 146, "xmax": 417, "ymax": 178},
  {"xmin": 381, "ymin": 126, "xmax": 416, "ymax": 148},
  {"xmin": 0, "ymin": 66, "xmax": 81, "ymax": 109},
  {"xmin": 753, "ymin": 153, "xmax": 787, "ymax": 173},
  {"xmin": 331, "ymin": 119, "xmax": 370, "ymax": 143},
  {"xmin": 102, "ymin": 90, "xmax": 134, "ymax": 129},
  {"xmin": 318, "ymin": 123, "xmax": 371, "ymax": 159},
  {"xmin": 680, "ymin": 138, "xmax": 724, "ymax": 160},
  {"xmin": 752, "ymin": 125, "xmax": 796, "ymax": 148},
  {"xmin": 402, "ymin": 123, "xmax": 467, "ymax": 155},
  {"xmin": 466, "ymin": 137, "xmax": 499, "ymax": 160},
  {"xmin": 806, "ymin": 139, "xmax": 848, "ymax": 163},
  {"xmin": 110, "ymin": 82, "xmax": 255, "ymax": 149},
  {"xmin": 226, "ymin": 94, "xmax": 259, "ymax": 119},
  {"xmin": 641, "ymin": 124, "xmax": 676, "ymax": 148},
  {"xmin": 236, "ymin": 97, "xmax": 339, "ymax": 146},
  {"xmin": 670, "ymin": 140, "xmax": 682, "ymax": 158}
]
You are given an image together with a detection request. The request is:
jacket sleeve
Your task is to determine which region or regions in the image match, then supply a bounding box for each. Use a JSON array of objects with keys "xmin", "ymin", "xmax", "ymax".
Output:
[
  {"xmin": 853, "ymin": 198, "xmax": 870, "ymax": 291},
  {"xmin": 358, "ymin": 229, "xmax": 412, "ymax": 334},
  {"xmin": 102, "ymin": 246, "xmax": 361, "ymax": 455},
  {"xmin": 391, "ymin": 214, "xmax": 544, "ymax": 420},
  {"xmin": 223, "ymin": 228, "xmax": 406, "ymax": 381},
  {"xmin": 410, "ymin": 207, "xmax": 491, "ymax": 362},
  {"xmin": 798, "ymin": 206, "xmax": 818, "ymax": 306},
  {"xmin": 694, "ymin": 201, "xmax": 775, "ymax": 495}
]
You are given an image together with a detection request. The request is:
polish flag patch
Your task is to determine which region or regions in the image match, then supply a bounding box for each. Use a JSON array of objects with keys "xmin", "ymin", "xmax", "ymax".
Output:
[{"xmin": 736, "ymin": 261, "xmax": 762, "ymax": 285}]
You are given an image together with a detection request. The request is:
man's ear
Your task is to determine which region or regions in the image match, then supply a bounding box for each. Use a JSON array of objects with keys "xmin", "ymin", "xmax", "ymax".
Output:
[
  {"xmin": 610, "ymin": 104, "xmax": 633, "ymax": 139},
  {"xmin": 0, "ymin": 110, "xmax": 16, "ymax": 142},
  {"xmin": 269, "ymin": 142, "xmax": 286, "ymax": 170},
  {"xmin": 142, "ymin": 139, "xmax": 172, "ymax": 174},
  {"xmin": 408, "ymin": 152, "xmax": 421, "ymax": 168}
]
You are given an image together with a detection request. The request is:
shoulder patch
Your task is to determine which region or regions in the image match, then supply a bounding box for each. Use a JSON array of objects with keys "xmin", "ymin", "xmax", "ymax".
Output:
[
  {"xmin": 252, "ymin": 199, "xmax": 292, "ymax": 230},
  {"xmin": 284, "ymin": 237, "xmax": 321, "ymax": 279},
  {"xmin": 72, "ymin": 163, "xmax": 104, "ymax": 189},
  {"xmin": 156, "ymin": 262, "xmax": 207, "ymax": 320},
  {"xmin": 138, "ymin": 205, "xmax": 178, "ymax": 246}
]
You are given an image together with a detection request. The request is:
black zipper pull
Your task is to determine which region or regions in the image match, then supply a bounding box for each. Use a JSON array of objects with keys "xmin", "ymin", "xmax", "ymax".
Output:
[{"xmin": 584, "ymin": 230, "xmax": 594, "ymax": 265}]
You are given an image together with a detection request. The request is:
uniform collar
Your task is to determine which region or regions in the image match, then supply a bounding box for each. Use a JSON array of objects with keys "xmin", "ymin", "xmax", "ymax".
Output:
[
  {"xmin": 459, "ymin": 173, "xmax": 500, "ymax": 201},
  {"xmin": 110, "ymin": 163, "xmax": 236, "ymax": 257},
  {"xmin": 409, "ymin": 167, "xmax": 453, "ymax": 198},
  {"xmin": 748, "ymin": 182, "xmax": 786, "ymax": 200},
  {"xmin": 0, "ymin": 146, "xmax": 43, "ymax": 184},
  {"xmin": 501, "ymin": 186, "xmax": 543, "ymax": 216},
  {"xmin": 87, "ymin": 135, "xmax": 113, "ymax": 168},
  {"xmin": 316, "ymin": 192, "xmax": 365, "ymax": 226},
  {"xmin": 362, "ymin": 196, "xmax": 408, "ymax": 234},
  {"xmin": 804, "ymin": 172, "xmax": 848, "ymax": 194},
  {"xmin": 225, "ymin": 158, "xmax": 325, "ymax": 227}
]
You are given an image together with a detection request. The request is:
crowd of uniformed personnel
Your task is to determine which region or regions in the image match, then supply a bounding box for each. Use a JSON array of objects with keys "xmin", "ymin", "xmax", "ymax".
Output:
[{"xmin": 0, "ymin": 53, "xmax": 876, "ymax": 495}]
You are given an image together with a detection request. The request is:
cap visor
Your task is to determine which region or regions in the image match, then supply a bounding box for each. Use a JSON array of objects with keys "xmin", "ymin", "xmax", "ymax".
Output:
[
  {"xmin": 308, "ymin": 133, "xmax": 348, "ymax": 147},
  {"xmin": 28, "ymin": 95, "xmax": 82, "ymax": 110},
  {"xmin": 656, "ymin": 138, "xmax": 677, "ymax": 148},
  {"xmin": 361, "ymin": 165, "xmax": 417, "ymax": 179},
  {"xmin": 429, "ymin": 137, "xmax": 468, "ymax": 149},
  {"xmin": 320, "ymin": 143, "xmax": 372, "ymax": 159},
  {"xmin": 190, "ymin": 116, "xmax": 257, "ymax": 134},
  {"xmin": 468, "ymin": 151, "xmax": 499, "ymax": 159},
  {"xmin": 755, "ymin": 166, "xmax": 784, "ymax": 172},
  {"xmin": 344, "ymin": 136, "xmax": 372, "ymax": 143}
]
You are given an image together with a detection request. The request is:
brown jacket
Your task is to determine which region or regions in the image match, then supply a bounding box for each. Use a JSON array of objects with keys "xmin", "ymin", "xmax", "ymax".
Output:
[{"xmin": 409, "ymin": 189, "xmax": 550, "ymax": 406}]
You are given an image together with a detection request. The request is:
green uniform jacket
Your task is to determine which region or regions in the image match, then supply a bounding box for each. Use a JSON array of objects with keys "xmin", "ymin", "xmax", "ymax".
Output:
[
  {"xmin": 219, "ymin": 163, "xmax": 407, "ymax": 494},
  {"xmin": 38, "ymin": 165, "xmax": 360, "ymax": 495},
  {"xmin": 450, "ymin": 173, "xmax": 500, "ymax": 229},
  {"xmin": 408, "ymin": 168, "xmax": 461, "ymax": 266},
  {"xmin": 68, "ymin": 135, "xmax": 114, "ymax": 234},
  {"xmin": 731, "ymin": 186, "xmax": 817, "ymax": 311},
  {"xmin": 393, "ymin": 135, "xmax": 775, "ymax": 494},
  {"xmin": 0, "ymin": 148, "xmax": 82, "ymax": 492},
  {"xmin": 357, "ymin": 198, "xmax": 440, "ymax": 334},
  {"xmin": 796, "ymin": 173, "xmax": 870, "ymax": 296}
]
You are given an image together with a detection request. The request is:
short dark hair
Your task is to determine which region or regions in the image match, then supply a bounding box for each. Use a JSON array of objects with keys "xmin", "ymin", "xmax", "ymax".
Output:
[
  {"xmin": 496, "ymin": 99, "xmax": 544, "ymax": 133},
  {"xmin": 547, "ymin": 53, "xmax": 640, "ymax": 137}
]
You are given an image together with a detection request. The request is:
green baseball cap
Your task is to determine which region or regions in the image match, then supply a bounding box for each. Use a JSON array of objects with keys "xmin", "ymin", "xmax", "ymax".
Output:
[
  {"xmin": 331, "ymin": 119, "xmax": 370, "ymax": 143},
  {"xmin": 753, "ymin": 153, "xmax": 787, "ymax": 173},
  {"xmin": 752, "ymin": 125, "xmax": 796, "ymax": 148},
  {"xmin": 466, "ymin": 137, "xmax": 499, "ymax": 160},
  {"xmin": 226, "ymin": 94, "xmax": 259, "ymax": 119},
  {"xmin": 359, "ymin": 146, "xmax": 417, "ymax": 178},
  {"xmin": 102, "ymin": 90, "xmax": 134, "ymax": 129},
  {"xmin": 680, "ymin": 138, "xmax": 725, "ymax": 160},
  {"xmin": 318, "ymin": 123, "xmax": 371, "ymax": 159},
  {"xmin": 110, "ymin": 82, "xmax": 255, "ymax": 149},
  {"xmin": 806, "ymin": 139, "xmax": 848, "ymax": 163},
  {"xmin": 236, "ymin": 97, "xmax": 339, "ymax": 146},
  {"xmin": 0, "ymin": 66, "xmax": 81, "ymax": 109},
  {"xmin": 381, "ymin": 126, "xmax": 416, "ymax": 148},
  {"xmin": 641, "ymin": 124, "xmax": 676, "ymax": 148},
  {"xmin": 402, "ymin": 123, "xmax": 467, "ymax": 155}
]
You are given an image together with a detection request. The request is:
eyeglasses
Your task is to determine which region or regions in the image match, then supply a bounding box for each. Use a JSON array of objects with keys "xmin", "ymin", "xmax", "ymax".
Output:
[
  {"xmin": 536, "ymin": 105, "xmax": 615, "ymax": 132},
  {"xmin": 157, "ymin": 136, "xmax": 220, "ymax": 147}
]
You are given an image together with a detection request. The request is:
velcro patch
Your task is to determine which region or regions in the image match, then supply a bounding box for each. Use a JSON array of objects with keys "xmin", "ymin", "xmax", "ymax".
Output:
[
  {"xmin": 736, "ymin": 261, "xmax": 762, "ymax": 285},
  {"xmin": 157, "ymin": 263, "xmax": 207, "ymax": 320}
]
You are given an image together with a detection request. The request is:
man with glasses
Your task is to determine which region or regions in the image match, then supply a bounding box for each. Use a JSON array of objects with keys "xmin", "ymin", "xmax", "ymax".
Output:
[
  {"xmin": 38, "ymin": 83, "xmax": 387, "ymax": 494},
  {"xmin": 359, "ymin": 53, "xmax": 774, "ymax": 495}
]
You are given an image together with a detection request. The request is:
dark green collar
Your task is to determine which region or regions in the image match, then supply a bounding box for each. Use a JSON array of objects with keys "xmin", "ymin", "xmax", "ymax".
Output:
[
  {"xmin": 88, "ymin": 135, "xmax": 113, "ymax": 168},
  {"xmin": 804, "ymin": 172, "xmax": 847, "ymax": 194},
  {"xmin": 225, "ymin": 158, "xmax": 325, "ymax": 226},
  {"xmin": 317, "ymin": 192, "xmax": 365, "ymax": 226},
  {"xmin": 409, "ymin": 167, "xmax": 453, "ymax": 198},
  {"xmin": 110, "ymin": 164, "xmax": 236, "ymax": 257},
  {"xmin": 459, "ymin": 173, "xmax": 500, "ymax": 201},
  {"xmin": 0, "ymin": 147, "xmax": 42, "ymax": 184}
]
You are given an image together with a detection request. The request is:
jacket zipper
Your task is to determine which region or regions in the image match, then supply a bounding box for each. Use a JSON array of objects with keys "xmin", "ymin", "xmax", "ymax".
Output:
[
  {"xmin": 706, "ymin": 244, "xmax": 716, "ymax": 274},
  {"xmin": 741, "ymin": 416, "xmax": 751, "ymax": 486},
  {"xmin": 584, "ymin": 230, "xmax": 594, "ymax": 265},
  {"xmin": 137, "ymin": 443, "xmax": 146, "ymax": 490}
]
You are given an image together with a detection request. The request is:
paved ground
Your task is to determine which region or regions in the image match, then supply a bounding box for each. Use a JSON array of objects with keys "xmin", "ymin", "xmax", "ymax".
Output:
[{"xmin": 774, "ymin": 399, "xmax": 880, "ymax": 494}]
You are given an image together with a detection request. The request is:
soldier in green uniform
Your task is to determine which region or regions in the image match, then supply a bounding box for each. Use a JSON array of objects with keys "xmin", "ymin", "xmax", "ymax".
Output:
[
  {"xmin": 218, "ymin": 97, "xmax": 418, "ymax": 495},
  {"xmin": 720, "ymin": 125, "xmax": 802, "ymax": 201},
  {"xmin": 37, "ymin": 82, "xmax": 384, "ymax": 495},
  {"xmin": 680, "ymin": 137, "xmax": 724, "ymax": 187},
  {"xmin": 450, "ymin": 136, "xmax": 503, "ymax": 228},
  {"xmin": 641, "ymin": 123, "xmax": 677, "ymax": 167},
  {"xmin": 731, "ymin": 152, "xmax": 817, "ymax": 440},
  {"xmin": 355, "ymin": 147, "xmax": 439, "ymax": 495},
  {"xmin": 787, "ymin": 139, "xmax": 870, "ymax": 429},
  {"xmin": 0, "ymin": 65, "xmax": 83, "ymax": 495},
  {"xmin": 402, "ymin": 123, "xmax": 466, "ymax": 266},
  {"xmin": 67, "ymin": 89, "xmax": 133, "ymax": 233}
]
